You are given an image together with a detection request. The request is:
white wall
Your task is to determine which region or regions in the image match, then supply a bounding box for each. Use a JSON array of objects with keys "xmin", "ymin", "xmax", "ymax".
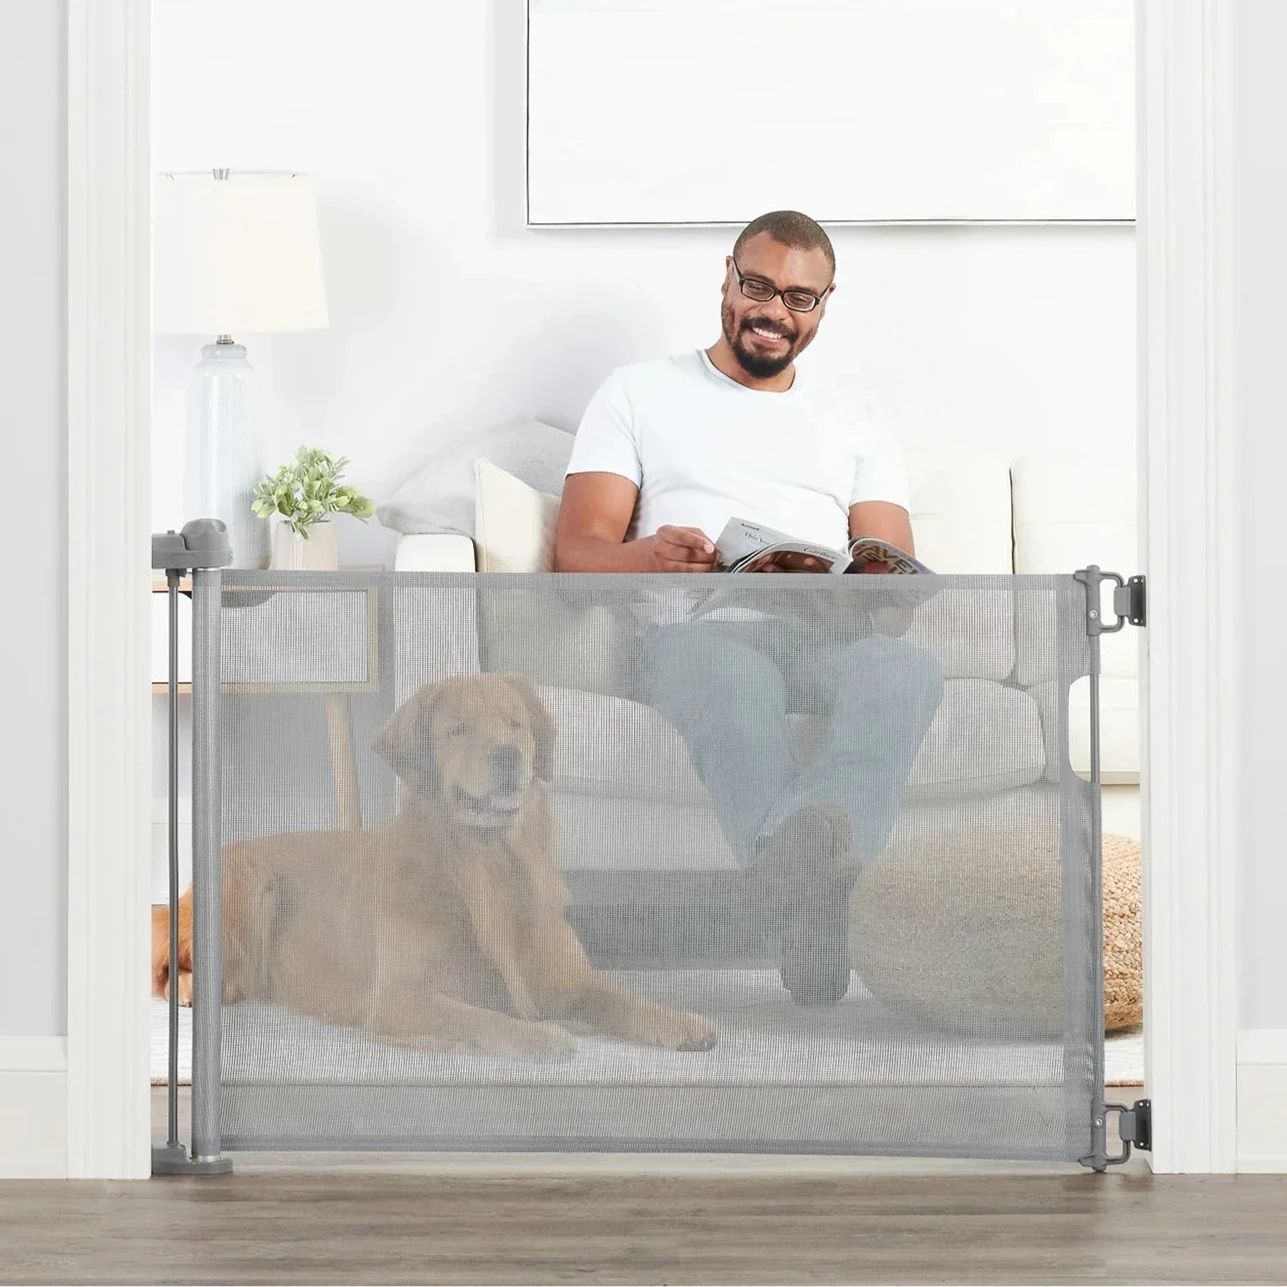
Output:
[
  {"xmin": 1233, "ymin": 0, "xmax": 1287, "ymax": 1032},
  {"xmin": 0, "ymin": 2, "xmax": 66, "ymax": 1037},
  {"xmin": 152, "ymin": 0, "xmax": 1136, "ymax": 573}
]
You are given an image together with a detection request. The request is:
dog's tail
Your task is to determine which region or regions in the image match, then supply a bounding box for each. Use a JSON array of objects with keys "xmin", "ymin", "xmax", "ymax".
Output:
[{"xmin": 151, "ymin": 887, "xmax": 193, "ymax": 1002}]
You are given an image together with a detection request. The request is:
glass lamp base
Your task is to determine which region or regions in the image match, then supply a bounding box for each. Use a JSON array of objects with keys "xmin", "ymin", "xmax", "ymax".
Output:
[{"xmin": 183, "ymin": 339, "xmax": 269, "ymax": 570}]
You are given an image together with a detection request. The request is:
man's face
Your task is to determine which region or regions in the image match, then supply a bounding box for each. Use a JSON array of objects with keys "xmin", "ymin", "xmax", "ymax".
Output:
[{"xmin": 720, "ymin": 232, "xmax": 833, "ymax": 380}]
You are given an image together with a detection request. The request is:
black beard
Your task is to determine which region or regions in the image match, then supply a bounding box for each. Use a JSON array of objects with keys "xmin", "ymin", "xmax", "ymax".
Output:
[{"xmin": 722, "ymin": 301, "xmax": 803, "ymax": 379}]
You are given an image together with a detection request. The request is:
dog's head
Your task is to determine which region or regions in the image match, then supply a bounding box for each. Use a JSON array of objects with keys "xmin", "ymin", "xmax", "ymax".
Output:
[{"xmin": 373, "ymin": 675, "xmax": 555, "ymax": 829}]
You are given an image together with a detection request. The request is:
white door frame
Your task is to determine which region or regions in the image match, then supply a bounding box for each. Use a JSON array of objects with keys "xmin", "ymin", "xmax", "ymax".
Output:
[
  {"xmin": 66, "ymin": 0, "xmax": 153, "ymax": 1178},
  {"xmin": 64, "ymin": 0, "xmax": 1241, "ymax": 1176},
  {"xmin": 1136, "ymin": 0, "xmax": 1240, "ymax": 1173}
]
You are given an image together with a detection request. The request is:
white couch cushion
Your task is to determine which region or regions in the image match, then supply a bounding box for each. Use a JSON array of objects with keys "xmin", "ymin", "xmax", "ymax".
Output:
[
  {"xmin": 541, "ymin": 676, "xmax": 1046, "ymax": 810},
  {"xmin": 900, "ymin": 449, "xmax": 1017, "ymax": 681},
  {"xmin": 1030, "ymin": 675, "xmax": 1141, "ymax": 783},
  {"xmin": 909, "ymin": 678, "xmax": 1047, "ymax": 799},
  {"xmin": 1011, "ymin": 453, "xmax": 1138, "ymax": 686},
  {"xmin": 551, "ymin": 783, "xmax": 1066, "ymax": 872},
  {"xmin": 904, "ymin": 448, "xmax": 1015, "ymax": 574},
  {"xmin": 1010, "ymin": 453, "xmax": 1140, "ymax": 781},
  {"xmin": 552, "ymin": 793, "xmax": 739, "ymax": 871},
  {"xmin": 485, "ymin": 595, "xmax": 634, "ymax": 698},
  {"xmin": 400, "ymin": 445, "xmax": 1025, "ymax": 684},
  {"xmin": 545, "ymin": 686, "xmax": 710, "ymax": 807},
  {"xmin": 904, "ymin": 588, "xmax": 1014, "ymax": 682}
]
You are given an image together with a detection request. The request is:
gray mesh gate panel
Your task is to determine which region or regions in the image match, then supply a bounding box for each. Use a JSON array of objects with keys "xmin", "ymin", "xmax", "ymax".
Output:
[{"xmin": 200, "ymin": 570, "xmax": 1102, "ymax": 1162}]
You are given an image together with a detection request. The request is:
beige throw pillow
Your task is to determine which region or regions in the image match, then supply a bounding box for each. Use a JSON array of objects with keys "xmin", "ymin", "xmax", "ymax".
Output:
[
  {"xmin": 473, "ymin": 459, "xmax": 633, "ymax": 694},
  {"xmin": 473, "ymin": 457, "xmax": 561, "ymax": 573}
]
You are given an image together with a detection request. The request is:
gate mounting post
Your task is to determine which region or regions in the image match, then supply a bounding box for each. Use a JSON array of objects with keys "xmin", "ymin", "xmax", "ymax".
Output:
[
  {"xmin": 151, "ymin": 520, "xmax": 234, "ymax": 1178},
  {"xmin": 1073, "ymin": 566, "xmax": 1147, "ymax": 1173}
]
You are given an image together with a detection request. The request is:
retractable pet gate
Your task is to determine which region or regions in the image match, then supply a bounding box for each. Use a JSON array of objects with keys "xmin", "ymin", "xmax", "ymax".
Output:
[{"xmin": 153, "ymin": 521, "xmax": 1147, "ymax": 1173}]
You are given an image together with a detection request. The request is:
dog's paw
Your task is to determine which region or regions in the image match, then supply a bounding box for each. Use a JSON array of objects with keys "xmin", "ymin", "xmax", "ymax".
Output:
[
  {"xmin": 643, "ymin": 1009, "xmax": 718, "ymax": 1052},
  {"xmin": 676, "ymin": 1024, "xmax": 718, "ymax": 1052},
  {"xmin": 672, "ymin": 1012, "xmax": 718, "ymax": 1052},
  {"xmin": 160, "ymin": 972, "xmax": 194, "ymax": 1008},
  {"xmin": 487, "ymin": 1020, "xmax": 577, "ymax": 1064},
  {"xmin": 530, "ymin": 1021, "xmax": 578, "ymax": 1062}
]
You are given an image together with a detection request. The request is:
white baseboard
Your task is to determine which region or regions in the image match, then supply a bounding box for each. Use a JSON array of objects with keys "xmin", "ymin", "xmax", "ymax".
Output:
[
  {"xmin": 0, "ymin": 1039, "xmax": 68, "ymax": 1178},
  {"xmin": 1238, "ymin": 1030, "xmax": 1287, "ymax": 1173}
]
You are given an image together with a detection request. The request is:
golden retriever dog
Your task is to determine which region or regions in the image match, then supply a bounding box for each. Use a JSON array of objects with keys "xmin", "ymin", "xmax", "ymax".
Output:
[{"xmin": 153, "ymin": 674, "xmax": 717, "ymax": 1061}]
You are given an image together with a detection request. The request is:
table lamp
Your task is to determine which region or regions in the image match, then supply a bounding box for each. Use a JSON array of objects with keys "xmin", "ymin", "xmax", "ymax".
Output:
[{"xmin": 153, "ymin": 170, "xmax": 328, "ymax": 568}]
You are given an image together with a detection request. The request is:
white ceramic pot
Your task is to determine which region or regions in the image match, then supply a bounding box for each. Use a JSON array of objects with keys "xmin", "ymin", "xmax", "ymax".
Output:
[{"xmin": 269, "ymin": 515, "xmax": 339, "ymax": 571}]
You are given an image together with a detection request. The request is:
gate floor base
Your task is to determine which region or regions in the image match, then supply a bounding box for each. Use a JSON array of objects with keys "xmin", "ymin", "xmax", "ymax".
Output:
[{"xmin": 220, "ymin": 970, "xmax": 1094, "ymax": 1162}]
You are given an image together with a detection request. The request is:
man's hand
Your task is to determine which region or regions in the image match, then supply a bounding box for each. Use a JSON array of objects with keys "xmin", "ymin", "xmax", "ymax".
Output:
[
  {"xmin": 742, "ymin": 550, "xmax": 830, "ymax": 573},
  {"xmin": 648, "ymin": 525, "xmax": 719, "ymax": 573}
]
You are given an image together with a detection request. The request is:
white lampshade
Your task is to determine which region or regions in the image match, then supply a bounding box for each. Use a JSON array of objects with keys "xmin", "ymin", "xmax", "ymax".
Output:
[{"xmin": 153, "ymin": 171, "xmax": 328, "ymax": 334}]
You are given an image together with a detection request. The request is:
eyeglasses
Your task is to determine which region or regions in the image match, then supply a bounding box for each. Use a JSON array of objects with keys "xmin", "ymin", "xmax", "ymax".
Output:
[{"xmin": 731, "ymin": 259, "xmax": 830, "ymax": 313}]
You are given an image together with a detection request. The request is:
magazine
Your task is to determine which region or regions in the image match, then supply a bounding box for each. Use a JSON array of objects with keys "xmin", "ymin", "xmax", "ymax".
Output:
[{"xmin": 715, "ymin": 517, "xmax": 933, "ymax": 575}]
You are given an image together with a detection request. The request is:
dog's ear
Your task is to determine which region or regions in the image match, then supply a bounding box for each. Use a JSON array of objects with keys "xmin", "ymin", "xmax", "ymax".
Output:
[
  {"xmin": 373, "ymin": 683, "xmax": 440, "ymax": 792},
  {"xmin": 507, "ymin": 676, "xmax": 556, "ymax": 782}
]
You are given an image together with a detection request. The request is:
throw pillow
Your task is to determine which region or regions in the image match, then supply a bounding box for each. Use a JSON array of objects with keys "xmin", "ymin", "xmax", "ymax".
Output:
[
  {"xmin": 474, "ymin": 459, "xmax": 633, "ymax": 695},
  {"xmin": 375, "ymin": 416, "xmax": 573, "ymax": 537},
  {"xmin": 473, "ymin": 458, "xmax": 560, "ymax": 573}
]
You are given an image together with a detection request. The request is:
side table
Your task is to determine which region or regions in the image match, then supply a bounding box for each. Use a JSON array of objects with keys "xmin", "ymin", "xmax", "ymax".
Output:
[{"xmin": 150, "ymin": 571, "xmax": 381, "ymax": 831}]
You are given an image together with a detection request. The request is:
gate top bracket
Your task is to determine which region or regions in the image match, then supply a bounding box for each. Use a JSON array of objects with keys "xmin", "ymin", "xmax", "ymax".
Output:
[
  {"xmin": 1073, "ymin": 566, "xmax": 1146, "ymax": 635},
  {"xmin": 152, "ymin": 518, "xmax": 234, "ymax": 572}
]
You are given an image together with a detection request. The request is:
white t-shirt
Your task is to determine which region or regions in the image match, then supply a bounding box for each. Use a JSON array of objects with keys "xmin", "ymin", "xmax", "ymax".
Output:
[{"xmin": 565, "ymin": 348, "xmax": 909, "ymax": 551}]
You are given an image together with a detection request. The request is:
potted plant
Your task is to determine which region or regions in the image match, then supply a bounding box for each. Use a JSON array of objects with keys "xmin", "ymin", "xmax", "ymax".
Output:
[{"xmin": 252, "ymin": 446, "xmax": 374, "ymax": 570}]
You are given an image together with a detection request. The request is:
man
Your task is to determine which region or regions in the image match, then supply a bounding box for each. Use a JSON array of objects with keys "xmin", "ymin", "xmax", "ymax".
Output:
[{"xmin": 554, "ymin": 210, "xmax": 942, "ymax": 905}]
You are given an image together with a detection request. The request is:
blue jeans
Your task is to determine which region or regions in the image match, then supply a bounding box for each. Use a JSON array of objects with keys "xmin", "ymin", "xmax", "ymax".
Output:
[{"xmin": 638, "ymin": 618, "xmax": 944, "ymax": 868}]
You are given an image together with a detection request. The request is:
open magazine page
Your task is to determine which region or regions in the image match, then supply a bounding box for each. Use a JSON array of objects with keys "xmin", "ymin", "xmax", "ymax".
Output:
[
  {"xmin": 845, "ymin": 537, "xmax": 933, "ymax": 576},
  {"xmin": 708, "ymin": 517, "xmax": 938, "ymax": 627},
  {"xmin": 716, "ymin": 518, "xmax": 933, "ymax": 576},
  {"xmin": 715, "ymin": 517, "xmax": 847, "ymax": 574}
]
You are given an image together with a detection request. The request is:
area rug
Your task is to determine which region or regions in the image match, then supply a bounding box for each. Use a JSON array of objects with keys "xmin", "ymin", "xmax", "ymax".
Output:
[{"xmin": 151, "ymin": 974, "xmax": 1145, "ymax": 1088}]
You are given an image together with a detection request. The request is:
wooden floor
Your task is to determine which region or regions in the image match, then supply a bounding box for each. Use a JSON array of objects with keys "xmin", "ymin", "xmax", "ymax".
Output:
[
  {"xmin": 0, "ymin": 1091, "xmax": 1283, "ymax": 1285},
  {"xmin": 4, "ymin": 1168, "xmax": 1287, "ymax": 1285}
]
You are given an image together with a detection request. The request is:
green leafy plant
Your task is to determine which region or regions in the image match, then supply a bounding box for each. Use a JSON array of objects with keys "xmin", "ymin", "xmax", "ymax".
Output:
[{"xmin": 251, "ymin": 446, "xmax": 375, "ymax": 537}]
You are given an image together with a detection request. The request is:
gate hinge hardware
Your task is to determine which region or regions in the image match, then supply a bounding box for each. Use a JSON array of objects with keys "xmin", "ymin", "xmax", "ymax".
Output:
[
  {"xmin": 1082, "ymin": 1098, "xmax": 1152, "ymax": 1169},
  {"xmin": 1117, "ymin": 1098, "xmax": 1152, "ymax": 1151},
  {"xmin": 1074, "ymin": 567, "xmax": 1146, "ymax": 635},
  {"xmin": 1113, "ymin": 576, "xmax": 1146, "ymax": 628}
]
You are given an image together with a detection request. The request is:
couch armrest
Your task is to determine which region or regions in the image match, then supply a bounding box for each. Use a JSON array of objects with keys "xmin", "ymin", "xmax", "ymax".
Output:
[
  {"xmin": 394, "ymin": 532, "xmax": 477, "ymax": 572},
  {"xmin": 1030, "ymin": 677, "xmax": 1140, "ymax": 784},
  {"xmin": 391, "ymin": 534, "xmax": 481, "ymax": 693}
]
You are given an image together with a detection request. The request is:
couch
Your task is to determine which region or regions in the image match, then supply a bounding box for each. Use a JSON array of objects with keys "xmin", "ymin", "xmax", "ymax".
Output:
[{"xmin": 385, "ymin": 447, "xmax": 1140, "ymax": 998}]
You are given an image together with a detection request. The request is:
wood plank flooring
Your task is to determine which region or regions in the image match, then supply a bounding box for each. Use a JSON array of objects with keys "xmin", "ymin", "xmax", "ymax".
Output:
[
  {"xmin": 3, "ymin": 1169, "xmax": 1286, "ymax": 1284},
  {"xmin": 0, "ymin": 1089, "xmax": 1281, "ymax": 1285}
]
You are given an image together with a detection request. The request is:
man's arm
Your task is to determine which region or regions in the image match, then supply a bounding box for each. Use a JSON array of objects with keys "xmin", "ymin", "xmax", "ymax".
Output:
[
  {"xmin": 849, "ymin": 500, "xmax": 918, "ymax": 635},
  {"xmin": 553, "ymin": 472, "xmax": 718, "ymax": 573},
  {"xmin": 848, "ymin": 500, "xmax": 916, "ymax": 559}
]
